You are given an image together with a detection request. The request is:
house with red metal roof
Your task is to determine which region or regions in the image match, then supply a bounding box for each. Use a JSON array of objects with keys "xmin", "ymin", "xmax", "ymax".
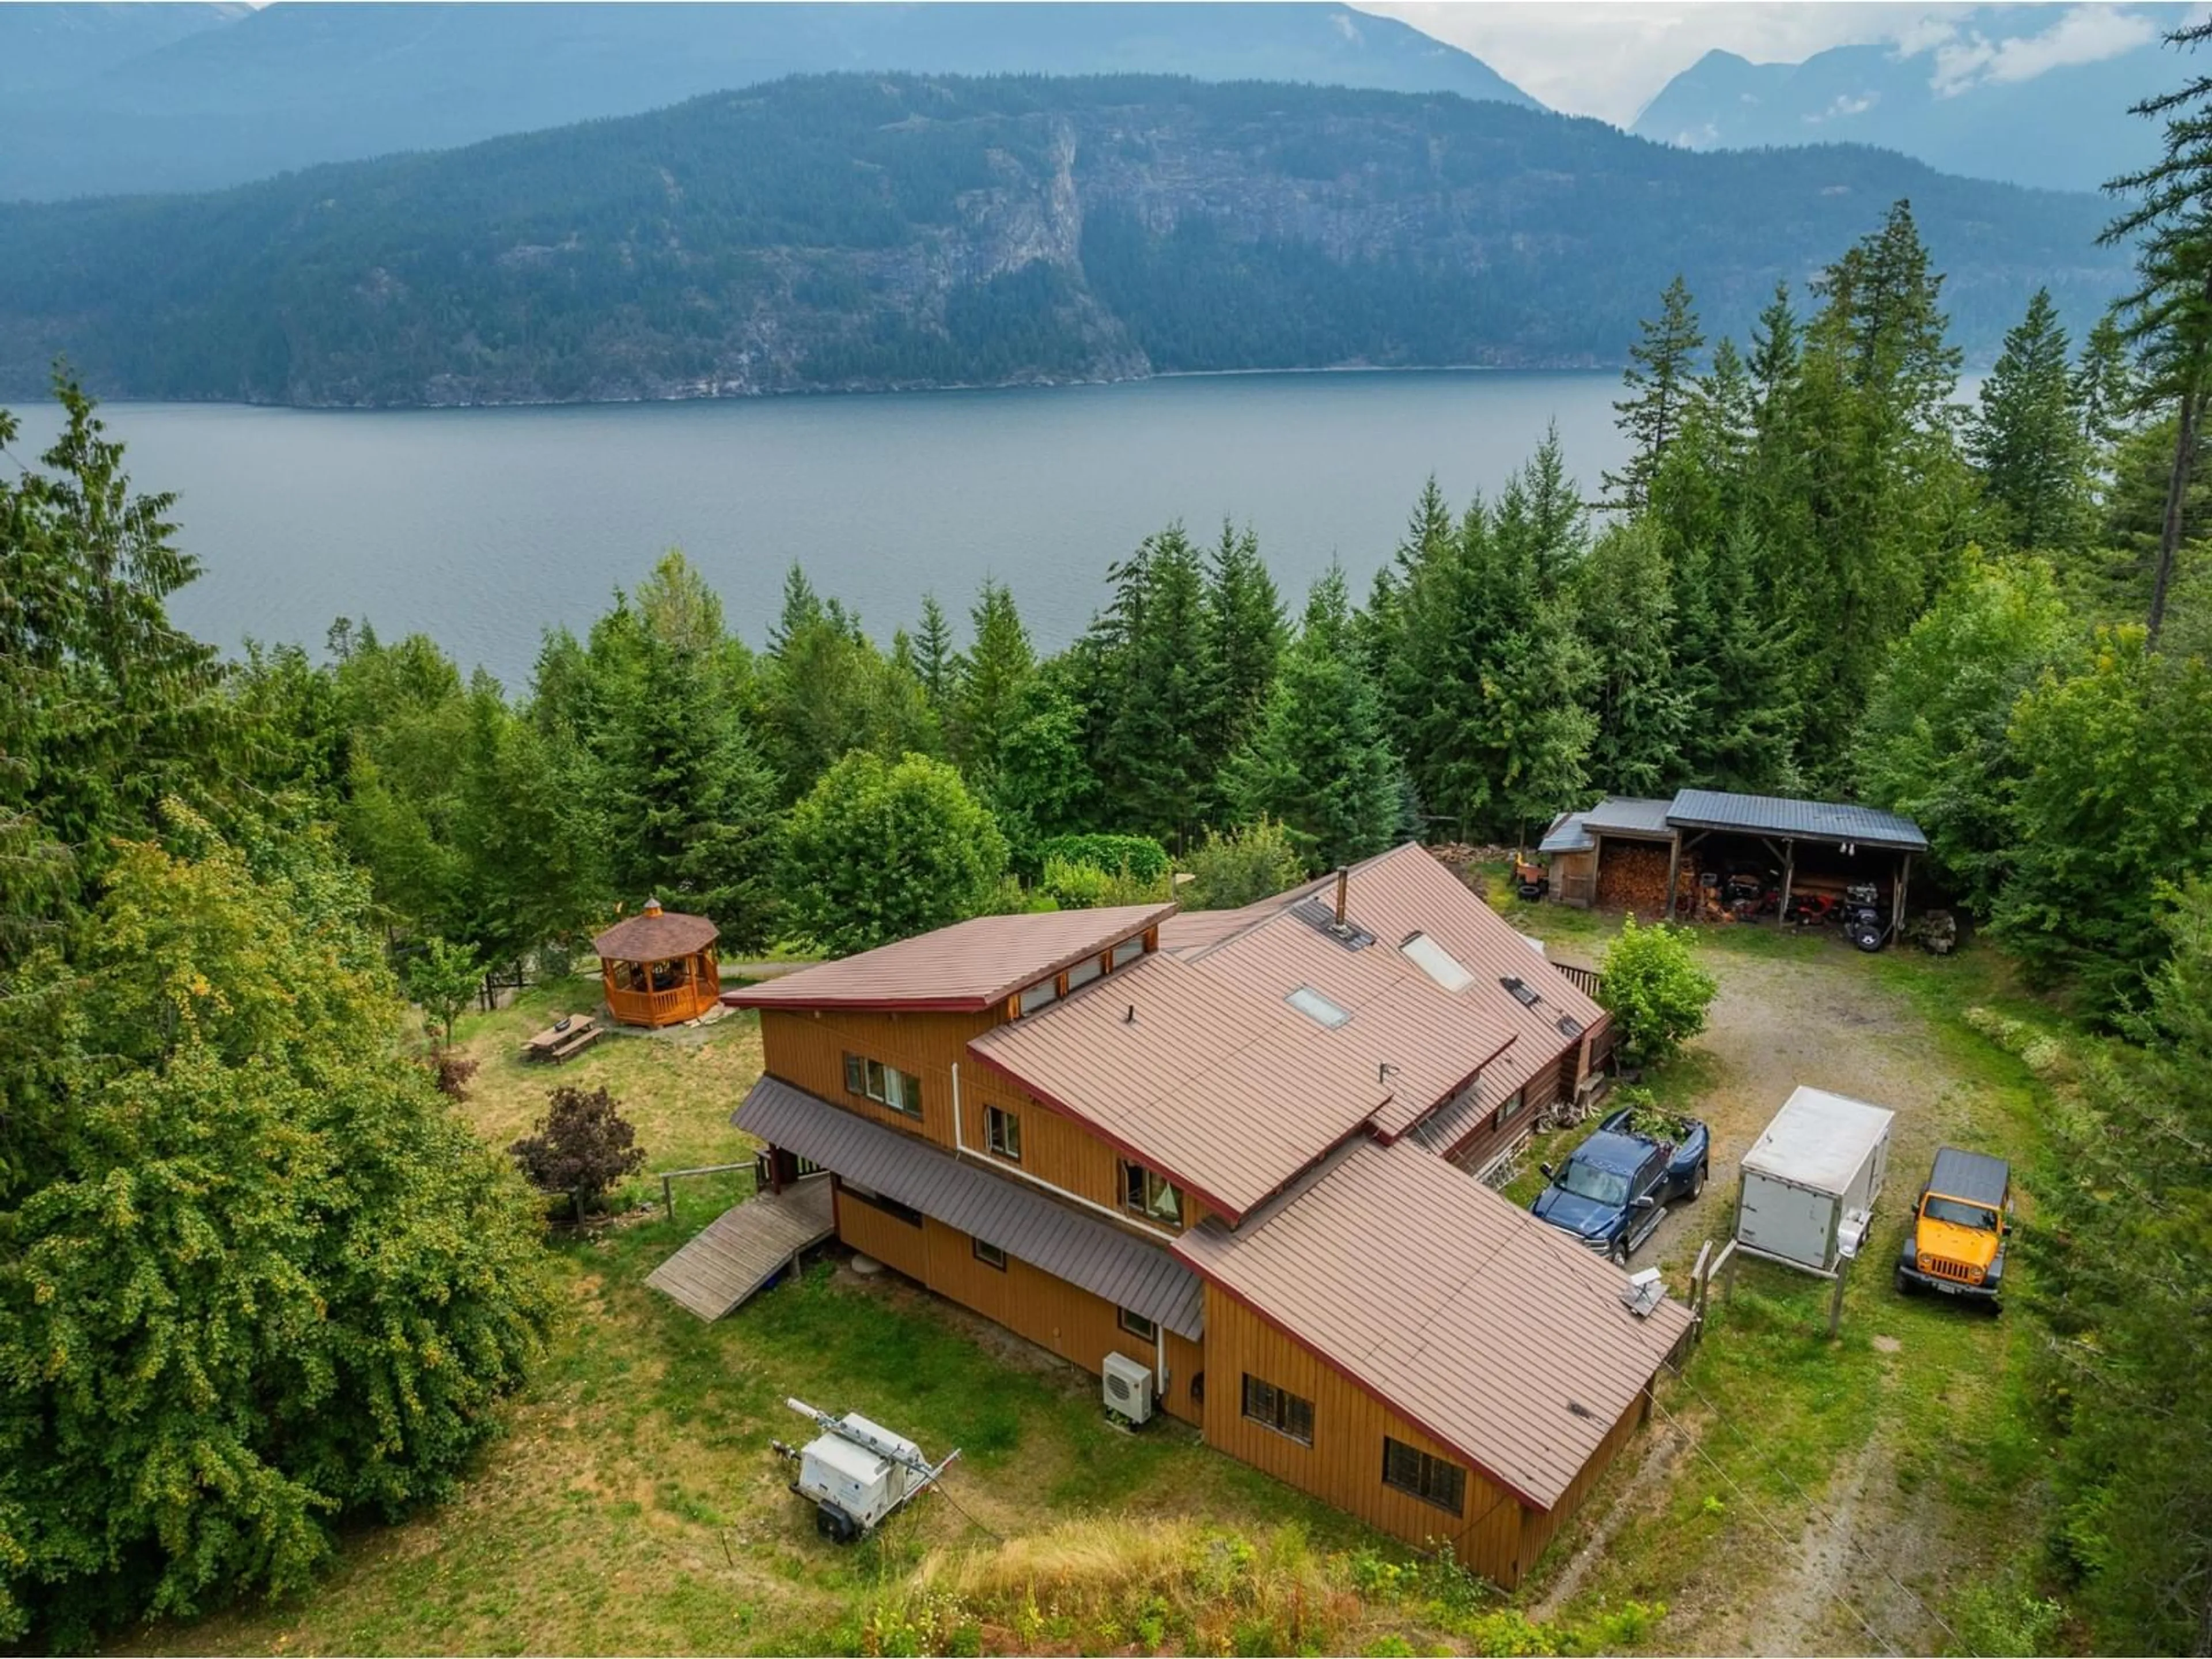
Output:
[{"xmin": 726, "ymin": 842, "xmax": 1690, "ymax": 1583}]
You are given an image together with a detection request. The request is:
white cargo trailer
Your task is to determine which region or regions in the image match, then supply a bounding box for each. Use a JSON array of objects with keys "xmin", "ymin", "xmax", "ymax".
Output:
[{"xmin": 1734, "ymin": 1087, "xmax": 1895, "ymax": 1275}]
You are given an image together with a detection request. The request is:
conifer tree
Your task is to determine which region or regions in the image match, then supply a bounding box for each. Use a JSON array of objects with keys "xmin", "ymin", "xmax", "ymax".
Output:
[
  {"xmin": 1200, "ymin": 522, "xmax": 1286, "ymax": 779},
  {"xmin": 2101, "ymin": 15, "xmax": 2212, "ymax": 646},
  {"xmin": 1092, "ymin": 527, "xmax": 1215, "ymax": 845},
  {"xmin": 603, "ymin": 632, "xmax": 778, "ymax": 939},
  {"xmin": 949, "ymin": 579, "xmax": 1035, "ymax": 782},
  {"xmin": 1969, "ymin": 289, "xmax": 2093, "ymax": 551},
  {"xmin": 2073, "ymin": 309, "xmax": 2141, "ymax": 460},
  {"xmin": 914, "ymin": 593, "xmax": 956, "ymax": 710},
  {"xmin": 1604, "ymin": 275, "xmax": 1705, "ymax": 509},
  {"xmin": 1747, "ymin": 280, "xmax": 1801, "ymax": 431},
  {"xmin": 1224, "ymin": 566, "xmax": 1399, "ymax": 870},
  {"xmin": 1570, "ymin": 521, "xmax": 1690, "ymax": 797}
]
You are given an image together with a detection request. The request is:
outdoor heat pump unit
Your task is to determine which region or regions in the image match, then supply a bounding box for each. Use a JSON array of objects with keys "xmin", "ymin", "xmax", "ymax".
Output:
[{"xmin": 1102, "ymin": 1351, "xmax": 1156, "ymax": 1425}]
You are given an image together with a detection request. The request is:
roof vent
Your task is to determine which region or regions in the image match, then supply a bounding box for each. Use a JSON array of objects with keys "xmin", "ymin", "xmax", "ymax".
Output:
[
  {"xmin": 1556, "ymin": 1015, "xmax": 1584, "ymax": 1039},
  {"xmin": 1293, "ymin": 898, "xmax": 1374, "ymax": 951},
  {"xmin": 1566, "ymin": 1400, "xmax": 1595, "ymax": 1420},
  {"xmin": 643, "ymin": 896, "xmax": 664, "ymax": 918},
  {"xmin": 1501, "ymin": 976, "xmax": 1542, "ymax": 1008}
]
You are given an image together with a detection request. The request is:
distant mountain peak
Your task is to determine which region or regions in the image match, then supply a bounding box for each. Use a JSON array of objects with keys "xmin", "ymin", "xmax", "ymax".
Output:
[{"xmin": 1632, "ymin": 3, "xmax": 2173, "ymax": 192}]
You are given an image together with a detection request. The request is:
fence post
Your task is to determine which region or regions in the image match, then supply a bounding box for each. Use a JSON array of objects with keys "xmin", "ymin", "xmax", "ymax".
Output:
[{"xmin": 662, "ymin": 1173, "xmax": 675, "ymax": 1223}]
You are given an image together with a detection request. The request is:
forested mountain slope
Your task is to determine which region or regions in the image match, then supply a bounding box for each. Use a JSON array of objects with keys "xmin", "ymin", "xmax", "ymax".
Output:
[
  {"xmin": 0, "ymin": 1, "xmax": 1532, "ymax": 202},
  {"xmin": 0, "ymin": 75, "xmax": 2128, "ymax": 407}
]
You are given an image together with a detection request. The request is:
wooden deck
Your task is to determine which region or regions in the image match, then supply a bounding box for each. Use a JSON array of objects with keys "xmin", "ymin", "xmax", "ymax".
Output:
[{"xmin": 645, "ymin": 1177, "xmax": 836, "ymax": 1321}]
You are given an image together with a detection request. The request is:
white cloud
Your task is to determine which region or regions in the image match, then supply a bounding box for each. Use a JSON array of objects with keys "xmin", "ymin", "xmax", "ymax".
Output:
[
  {"xmin": 1351, "ymin": 2, "xmax": 2157, "ymax": 126},
  {"xmin": 1805, "ymin": 90, "xmax": 1879, "ymax": 123},
  {"xmin": 1354, "ymin": 2, "xmax": 1981, "ymax": 124}
]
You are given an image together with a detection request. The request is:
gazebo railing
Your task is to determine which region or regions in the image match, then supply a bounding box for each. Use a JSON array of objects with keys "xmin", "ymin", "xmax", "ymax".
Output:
[{"xmin": 606, "ymin": 982, "xmax": 713, "ymax": 1025}]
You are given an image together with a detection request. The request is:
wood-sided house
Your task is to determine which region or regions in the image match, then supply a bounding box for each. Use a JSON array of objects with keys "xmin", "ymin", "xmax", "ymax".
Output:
[{"xmin": 727, "ymin": 842, "xmax": 1691, "ymax": 1584}]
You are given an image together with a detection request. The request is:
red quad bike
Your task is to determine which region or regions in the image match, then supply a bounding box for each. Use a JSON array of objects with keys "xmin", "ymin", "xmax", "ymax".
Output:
[{"xmin": 1786, "ymin": 892, "xmax": 1841, "ymax": 927}]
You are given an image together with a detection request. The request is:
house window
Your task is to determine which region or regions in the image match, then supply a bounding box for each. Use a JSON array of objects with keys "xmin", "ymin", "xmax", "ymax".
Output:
[
  {"xmin": 1111, "ymin": 935, "xmax": 1144, "ymax": 969},
  {"xmin": 1494, "ymin": 1090, "xmax": 1526, "ymax": 1131},
  {"xmin": 841, "ymin": 1181, "xmax": 921, "ymax": 1228},
  {"xmin": 1018, "ymin": 978, "xmax": 1059, "ymax": 1015},
  {"xmin": 972, "ymin": 1237, "xmax": 1008, "ymax": 1270},
  {"xmin": 1122, "ymin": 1162, "xmax": 1183, "ymax": 1226},
  {"xmin": 1382, "ymin": 1438, "xmax": 1467, "ymax": 1515},
  {"xmin": 985, "ymin": 1104, "xmax": 1022, "ymax": 1162},
  {"xmin": 1066, "ymin": 956, "xmax": 1104, "ymax": 992},
  {"xmin": 1241, "ymin": 1374, "xmax": 1315, "ymax": 1445},
  {"xmin": 1118, "ymin": 1306, "xmax": 1158, "ymax": 1342},
  {"xmin": 843, "ymin": 1052, "xmax": 922, "ymax": 1118}
]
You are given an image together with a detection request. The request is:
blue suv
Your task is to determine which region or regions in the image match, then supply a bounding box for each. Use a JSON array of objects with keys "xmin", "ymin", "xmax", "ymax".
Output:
[{"xmin": 1529, "ymin": 1105, "xmax": 1711, "ymax": 1263}]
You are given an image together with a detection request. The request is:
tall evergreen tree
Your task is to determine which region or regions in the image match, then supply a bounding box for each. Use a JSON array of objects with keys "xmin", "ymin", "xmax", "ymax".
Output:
[
  {"xmin": 1747, "ymin": 280, "xmax": 1801, "ymax": 431},
  {"xmin": 949, "ymin": 579, "xmax": 1035, "ymax": 783},
  {"xmin": 603, "ymin": 633, "xmax": 778, "ymax": 941},
  {"xmin": 1779, "ymin": 200, "xmax": 1976, "ymax": 776},
  {"xmin": 1091, "ymin": 527, "xmax": 1215, "ymax": 845},
  {"xmin": 1969, "ymin": 289, "xmax": 2093, "ymax": 551},
  {"xmin": 2073, "ymin": 309, "xmax": 2141, "ymax": 460},
  {"xmin": 1570, "ymin": 521, "xmax": 1691, "ymax": 796},
  {"xmin": 1604, "ymin": 275, "xmax": 1705, "ymax": 509},
  {"xmin": 1224, "ymin": 566, "xmax": 1399, "ymax": 870},
  {"xmin": 2101, "ymin": 15, "xmax": 2212, "ymax": 646},
  {"xmin": 1200, "ymin": 522, "xmax": 1286, "ymax": 784},
  {"xmin": 914, "ymin": 593, "xmax": 956, "ymax": 711}
]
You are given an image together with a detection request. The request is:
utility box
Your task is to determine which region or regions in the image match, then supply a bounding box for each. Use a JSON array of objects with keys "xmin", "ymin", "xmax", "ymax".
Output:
[{"xmin": 1736, "ymin": 1087, "xmax": 1896, "ymax": 1275}]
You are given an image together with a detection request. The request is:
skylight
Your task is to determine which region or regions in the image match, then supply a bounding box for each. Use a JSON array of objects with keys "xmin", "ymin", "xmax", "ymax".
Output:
[
  {"xmin": 1400, "ymin": 931, "xmax": 1475, "ymax": 992},
  {"xmin": 1285, "ymin": 985, "xmax": 1352, "ymax": 1029}
]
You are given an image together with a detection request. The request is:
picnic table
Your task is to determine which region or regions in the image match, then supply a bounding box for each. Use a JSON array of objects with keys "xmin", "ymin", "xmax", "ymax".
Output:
[{"xmin": 522, "ymin": 1013, "xmax": 601, "ymax": 1064}]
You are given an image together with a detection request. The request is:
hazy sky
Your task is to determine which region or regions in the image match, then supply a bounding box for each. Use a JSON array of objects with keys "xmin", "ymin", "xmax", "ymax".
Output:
[{"xmin": 1356, "ymin": 2, "xmax": 2166, "ymax": 126}]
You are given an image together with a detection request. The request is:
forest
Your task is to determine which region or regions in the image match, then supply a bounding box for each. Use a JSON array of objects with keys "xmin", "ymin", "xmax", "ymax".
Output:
[
  {"xmin": 0, "ymin": 72, "xmax": 2126, "ymax": 405},
  {"xmin": 5, "ymin": 27, "xmax": 2212, "ymax": 1659}
]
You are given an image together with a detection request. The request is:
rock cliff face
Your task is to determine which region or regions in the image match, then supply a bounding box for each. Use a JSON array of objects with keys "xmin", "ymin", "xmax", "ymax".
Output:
[{"xmin": 0, "ymin": 74, "xmax": 2130, "ymax": 406}]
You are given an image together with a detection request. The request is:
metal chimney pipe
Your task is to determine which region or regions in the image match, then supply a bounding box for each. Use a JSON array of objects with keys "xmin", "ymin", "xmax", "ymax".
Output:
[{"xmin": 1334, "ymin": 866, "xmax": 1350, "ymax": 926}]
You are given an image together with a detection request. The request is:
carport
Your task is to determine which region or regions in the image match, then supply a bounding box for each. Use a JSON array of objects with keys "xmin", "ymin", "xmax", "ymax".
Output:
[{"xmin": 1660, "ymin": 789, "xmax": 1928, "ymax": 937}]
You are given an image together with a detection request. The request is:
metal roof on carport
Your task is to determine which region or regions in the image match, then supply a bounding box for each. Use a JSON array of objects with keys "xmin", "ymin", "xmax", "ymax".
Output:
[{"xmin": 1665, "ymin": 790, "xmax": 1928, "ymax": 853}]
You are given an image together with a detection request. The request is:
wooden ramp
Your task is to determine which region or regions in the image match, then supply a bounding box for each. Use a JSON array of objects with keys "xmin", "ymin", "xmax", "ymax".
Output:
[{"xmin": 646, "ymin": 1177, "xmax": 835, "ymax": 1320}]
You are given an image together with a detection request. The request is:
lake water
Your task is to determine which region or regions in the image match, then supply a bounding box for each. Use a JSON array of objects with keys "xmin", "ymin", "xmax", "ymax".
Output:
[{"xmin": 9, "ymin": 371, "xmax": 1631, "ymax": 688}]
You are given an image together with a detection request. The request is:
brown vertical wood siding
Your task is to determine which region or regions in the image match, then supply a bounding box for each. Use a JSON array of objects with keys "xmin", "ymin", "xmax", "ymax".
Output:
[
  {"xmin": 1199, "ymin": 1285, "xmax": 1536, "ymax": 1582},
  {"xmin": 1512, "ymin": 1387, "xmax": 1647, "ymax": 1579},
  {"xmin": 759, "ymin": 1006, "xmax": 999, "ymax": 1152},
  {"xmin": 832, "ymin": 1179, "xmax": 931, "ymax": 1281}
]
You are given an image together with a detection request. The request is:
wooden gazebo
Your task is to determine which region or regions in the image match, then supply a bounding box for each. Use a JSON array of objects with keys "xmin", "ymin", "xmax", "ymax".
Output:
[{"xmin": 594, "ymin": 899, "xmax": 721, "ymax": 1028}]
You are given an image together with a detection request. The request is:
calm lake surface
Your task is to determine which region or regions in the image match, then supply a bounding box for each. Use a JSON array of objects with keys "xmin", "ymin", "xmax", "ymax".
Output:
[{"xmin": 12, "ymin": 371, "xmax": 1631, "ymax": 688}]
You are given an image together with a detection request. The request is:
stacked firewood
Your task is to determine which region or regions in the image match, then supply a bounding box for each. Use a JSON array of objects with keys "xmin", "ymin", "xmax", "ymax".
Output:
[
  {"xmin": 1594, "ymin": 844, "xmax": 1680, "ymax": 915},
  {"xmin": 1425, "ymin": 842, "xmax": 1519, "ymax": 869}
]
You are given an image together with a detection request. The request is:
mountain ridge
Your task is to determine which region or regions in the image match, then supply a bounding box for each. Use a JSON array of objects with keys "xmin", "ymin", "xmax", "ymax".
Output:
[
  {"xmin": 1630, "ymin": 12, "xmax": 2172, "ymax": 194},
  {"xmin": 0, "ymin": 1, "xmax": 1537, "ymax": 202},
  {"xmin": 0, "ymin": 74, "xmax": 2129, "ymax": 408}
]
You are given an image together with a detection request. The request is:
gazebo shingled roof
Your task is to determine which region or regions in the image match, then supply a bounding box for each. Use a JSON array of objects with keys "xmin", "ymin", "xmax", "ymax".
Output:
[{"xmin": 594, "ymin": 903, "xmax": 718, "ymax": 961}]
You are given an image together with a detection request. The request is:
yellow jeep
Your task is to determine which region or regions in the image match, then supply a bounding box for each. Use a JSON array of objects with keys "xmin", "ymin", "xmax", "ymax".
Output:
[{"xmin": 1895, "ymin": 1146, "xmax": 2010, "ymax": 1307}]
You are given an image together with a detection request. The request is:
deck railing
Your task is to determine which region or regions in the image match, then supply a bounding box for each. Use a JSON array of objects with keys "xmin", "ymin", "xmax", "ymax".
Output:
[
  {"xmin": 605, "ymin": 980, "xmax": 714, "ymax": 1026},
  {"xmin": 1552, "ymin": 962, "xmax": 1603, "ymax": 999}
]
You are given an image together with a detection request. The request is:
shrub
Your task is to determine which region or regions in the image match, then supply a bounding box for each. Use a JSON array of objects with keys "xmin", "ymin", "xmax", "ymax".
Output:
[
  {"xmin": 1180, "ymin": 817, "xmax": 1307, "ymax": 910},
  {"xmin": 431, "ymin": 1050, "xmax": 480, "ymax": 1100},
  {"xmin": 782, "ymin": 751, "xmax": 1009, "ymax": 956},
  {"xmin": 1040, "ymin": 855, "xmax": 1170, "ymax": 910},
  {"xmin": 1599, "ymin": 915, "xmax": 1718, "ymax": 1066},
  {"xmin": 1033, "ymin": 833, "xmax": 1171, "ymax": 884},
  {"xmin": 509, "ymin": 1084, "xmax": 646, "ymax": 1217}
]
